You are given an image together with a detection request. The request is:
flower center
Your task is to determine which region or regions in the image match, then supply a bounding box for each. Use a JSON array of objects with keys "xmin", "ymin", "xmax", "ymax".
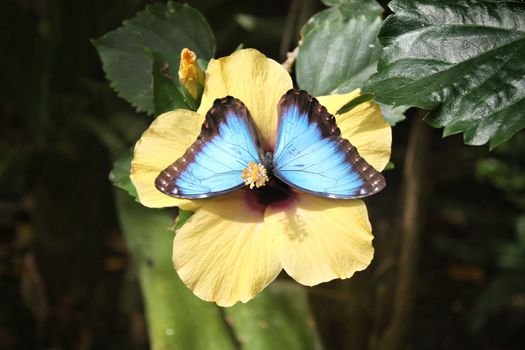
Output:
[
  {"xmin": 242, "ymin": 162, "xmax": 269, "ymax": 189},
  {"xmin": 242, "ymin": 177, "xmax": 296, "ymax": 213}
]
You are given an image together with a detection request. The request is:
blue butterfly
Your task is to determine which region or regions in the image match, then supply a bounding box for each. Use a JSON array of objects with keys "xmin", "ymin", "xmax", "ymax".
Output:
[{"xmin": 155, "ymin": 89, "xmax": 385, "ymax": 199}]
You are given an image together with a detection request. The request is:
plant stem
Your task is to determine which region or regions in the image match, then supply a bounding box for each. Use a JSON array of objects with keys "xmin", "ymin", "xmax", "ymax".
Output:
[{"xmin": 375, "ymin": 114, "xmax": 429, "ymax": 350}]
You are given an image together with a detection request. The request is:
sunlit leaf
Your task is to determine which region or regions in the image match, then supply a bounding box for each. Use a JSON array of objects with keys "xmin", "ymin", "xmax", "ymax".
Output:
[
  {"xmin": 365, "ymin": 0, "xmax": 525, "ymax": 148},
  {"xmin": 93, "ymin": 2, "xmax": 215, "ymax": 114},
  {"xmin": 296, "ymin": 0, "xmax": 383, "ymax": 96}
]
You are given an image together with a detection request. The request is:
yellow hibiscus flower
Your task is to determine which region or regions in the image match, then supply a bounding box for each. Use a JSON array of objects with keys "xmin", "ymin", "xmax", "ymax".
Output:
[{"xmin": 130, "ymin": 49, "xmax": 392, "ymax": 307}]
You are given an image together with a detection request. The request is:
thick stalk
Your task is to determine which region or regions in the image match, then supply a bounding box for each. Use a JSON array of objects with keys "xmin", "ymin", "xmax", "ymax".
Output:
[{"xmin": 375, "ymin": 115, "xmax": 429, "ymax": 350}]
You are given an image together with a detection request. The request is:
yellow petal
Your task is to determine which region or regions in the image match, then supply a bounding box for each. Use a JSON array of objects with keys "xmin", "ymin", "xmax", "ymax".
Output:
[
  {"xmin": 197, "ymin": 49, "xmax": 293, "ymax": 150},
  {"xmin": 265, "ymin": 193, "xmax": 374, "ymax": 286},
  {"xmin": 173, "ymin": 191, "xmax": 282, "ymax": 306},
  {"xmin": 130, "ymin": 109, "xmax": 205, "ymax": 211},
  {"xmin": 318, "ymin": 90, "xmax": 392, "ymax": 171}
]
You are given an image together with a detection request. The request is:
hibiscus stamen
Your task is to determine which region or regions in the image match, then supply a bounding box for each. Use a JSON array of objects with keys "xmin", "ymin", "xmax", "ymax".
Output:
[{"xmin": 242, "ymin": 162, "xmax": 269, "ymax": 189}]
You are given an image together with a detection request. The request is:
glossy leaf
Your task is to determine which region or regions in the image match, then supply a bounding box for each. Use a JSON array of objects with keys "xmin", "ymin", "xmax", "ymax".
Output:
[
  {"xmin": 225, "ymin": 281, "xmax": 322, "ymax": 350},
  {"xmin": 115, "ymin": 191, "xmax": 236, "ymax": 350},
  {"xmin": 93, "ymin": 2, "xmax": 215, "ymax": 114},
  {"xmin": 365, "ymin": 0, "xmax": 525, "ymax": 148},
  {"xmin": 296, "ymin": 0, "xmax": 383, "ymax": 96}
]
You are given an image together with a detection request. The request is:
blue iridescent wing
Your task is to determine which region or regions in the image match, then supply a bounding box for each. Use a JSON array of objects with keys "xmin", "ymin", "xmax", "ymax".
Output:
[
  {"xmin": 272, "ymin": 89, "xmax": 385, "ymax": 199},
  {"xmin": 156, "ymin": 96, "xmax": 263, "ymax": 199}
]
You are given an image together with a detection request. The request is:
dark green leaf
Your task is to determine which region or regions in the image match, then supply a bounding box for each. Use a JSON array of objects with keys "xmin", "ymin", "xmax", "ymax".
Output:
[
  {"xmin": 336, "ymin": 93, "xmax": 375, "ymax": 114},
  {"xmin": 225, "ymin": 281, "xmax": 322, "ymax": 350},
  {"xmin": 470, "ymin": 272, "xmax": 525, "ymax": 329},
  {"xmin": 384, "ymin": 161, "xmax": 395, "ymax": 171},
  {"xmin": 109, "ymin": 149, "xmax": 138, "ymax": 199},
  {"xmin": 142, "ymin": 48, "xmax": 194, "ymax": 115},
  {"xmin": 115, "ymin": 191, "xmax": 236, "ymax": 350},
  {"xmin": 175, "ymin": 209, "xmax": 194, "ymax": 229},
  {"xmin": 197, "ymin": 58, "xmax": 209, "ymax": 71},
  {"xmin": 93, "ymin": 2, "xmax": 215, "ymax": 115},
  {"xmin": 364, "ymin": 0, "xmax": 525, "ymax": 148},
  {"xmin": 517, "ymin": 216, "xmax": 525, "ymax": 243},
  {"xmin": 235, "ymin": 14, "xmax": 285, "ymax": 40},
  {"xmin": 296, "ymin": 0, "xmax": 383, "ymax": 96},
  {"xmin": 497, "ymin": 242, "xmax": 525, "ymax": 269},
  {"xmin": 379, "ymin": 103, "xmax": 408, "ymax": 126}
]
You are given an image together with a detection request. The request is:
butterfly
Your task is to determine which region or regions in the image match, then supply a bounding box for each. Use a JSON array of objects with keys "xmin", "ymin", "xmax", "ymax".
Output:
[{"xmin": 155, "ymin": 88, "xmax": 386, "ymax": 199}]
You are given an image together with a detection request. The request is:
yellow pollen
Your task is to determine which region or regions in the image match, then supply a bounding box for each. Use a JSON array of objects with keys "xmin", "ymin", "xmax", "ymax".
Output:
[{"xmin": 242, "ymin": 162, "xmax": 269, "ymax": 189}]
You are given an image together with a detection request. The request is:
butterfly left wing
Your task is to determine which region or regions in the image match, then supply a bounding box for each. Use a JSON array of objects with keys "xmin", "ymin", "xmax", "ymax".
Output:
[
  {"xmin": 272, "ymin": 89, "xmax": 385, "ymax": 199},
  {"xmin": 155, "ymin": 96, "xmax": 263, "ymax": 199}
]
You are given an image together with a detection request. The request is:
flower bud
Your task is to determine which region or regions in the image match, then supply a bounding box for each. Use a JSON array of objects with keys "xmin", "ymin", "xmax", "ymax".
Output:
[{"xmin": 178, "ymin": 48, "xmax": 205, "ymax": 102}]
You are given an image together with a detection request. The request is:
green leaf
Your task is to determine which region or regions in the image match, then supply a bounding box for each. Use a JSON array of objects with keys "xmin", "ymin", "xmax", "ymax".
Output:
[
  {"xmin": 517, "ymin": 216, "xmax": 525, "ymax": 243},
  {"xmin": 115, "ymin": 191, "xmax": 236, "ymax": 350},
  {"xmin": 225, "ymin": 281, "xmax": 322, "ymax": 350},
  {"xmin": 109, "ymin": 149, "xmax": 138, "ymax": 199},
  {"xmin": 470, "ymin": 272, "xmax": 525, "ymax": 329},
  {"xmin": 296, "ymin": 0, "xmax": 383, "ymax": 96},
  {"xmin": 142, "ymin": 48, "xmax": 197, "ymax": 115},
  {"xmin": 364, "ymin": 0, "xmax": 525, "ymax": 148},
  {"xmin": 336, "ymin": 93, "xmax": 375, "ymax": 115},
  {"xmin": 197, "ymin": 58, "xmax": 209, "ymax": 71},
  {"xmin": 379, "ymin": 103, "xmax": 408, "ymax": 126},
  {"xmin": 235, "ymin": 14, "xmax": 285, "ymax": 40},
  {"xmin": 384, "ymin": 161, "xmax": 395, "ymax": 171},
  {"xmin": 175, "ymin": 209, "xmax": 194, "ymax": 229},
  {"xmin": 93, "ymin": 2, "xmax": 215, "ymax": 115},
  {"xmin": 497, "ymin": 242, "xmax": 525, "ymax": 270}
]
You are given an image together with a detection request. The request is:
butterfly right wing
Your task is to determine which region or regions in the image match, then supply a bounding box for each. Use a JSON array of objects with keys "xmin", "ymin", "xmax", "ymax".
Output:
[
  {"xmin": 272, "ymin": 89, "xmax": 385, "ymax": 199},
  {"xmin": 155, "ymin": 96, "xmax": 263, "ymax": 199}
]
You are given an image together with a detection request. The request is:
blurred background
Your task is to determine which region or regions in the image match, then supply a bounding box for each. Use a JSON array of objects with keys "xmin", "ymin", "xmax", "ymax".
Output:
[{"xmin": 1, "ymin": 0, "xmax": 524, "ymax": 349}]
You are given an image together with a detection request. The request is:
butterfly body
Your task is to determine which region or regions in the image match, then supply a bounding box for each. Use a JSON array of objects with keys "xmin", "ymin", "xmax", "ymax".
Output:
[{"xmin": 155, "ymin": 89, "xmax": 385, "ymax": 200}]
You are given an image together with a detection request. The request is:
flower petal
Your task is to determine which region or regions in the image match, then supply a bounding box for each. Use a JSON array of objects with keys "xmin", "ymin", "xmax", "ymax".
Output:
[
  {"xmin": 265, "ymin": 193, "xmax": 374, "ymax": 286},
  {"xmin": 131, "ymin": 109, "xmax": 205, "ymax": 211},
  {"xmin": 318, "ymin": 90, "xmax": 392, "ymax": 171},
  {"xmin": 173, "ymin": 191, "xmax": 282, "ymax": 306},
  {"xmin": 197, "ymin": 49, "xmax": 293, "ymax": 150}
]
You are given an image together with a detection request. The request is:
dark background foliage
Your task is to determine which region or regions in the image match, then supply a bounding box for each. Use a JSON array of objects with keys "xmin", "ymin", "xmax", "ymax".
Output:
[{"xmin": 1, "ymin": 0, "xmax": 524, "ymax": 349}]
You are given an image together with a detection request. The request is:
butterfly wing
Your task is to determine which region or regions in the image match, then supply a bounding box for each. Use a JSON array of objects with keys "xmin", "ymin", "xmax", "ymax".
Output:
[
  {"xmin": 156, "ymin": 96, "xmax": 263, "ymax": 199},
  {"xmin": 272, "ymin": 89, "xmax": 385, "ymax": 199}
]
